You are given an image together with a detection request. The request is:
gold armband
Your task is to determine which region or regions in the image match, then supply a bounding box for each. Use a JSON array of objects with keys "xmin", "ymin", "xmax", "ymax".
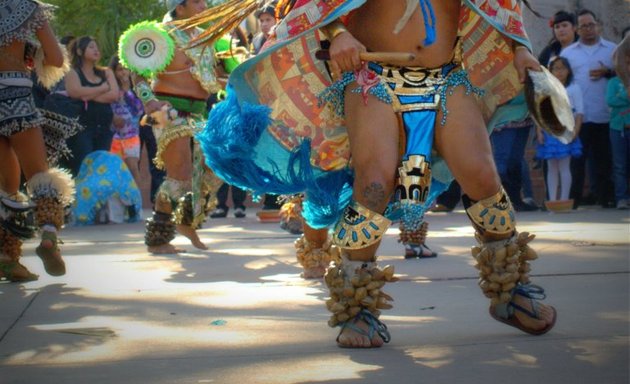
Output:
[{"xmin": 321, "ymin": 20, "xmax": 348, "ymax": 41}]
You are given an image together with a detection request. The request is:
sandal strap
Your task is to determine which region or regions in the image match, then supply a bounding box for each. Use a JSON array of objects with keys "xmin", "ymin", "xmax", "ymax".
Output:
[
  {"xmin": 41, "ymin": 231, "xmax": 62, "ymax": 246},
  {"xmin": 338, "ymin": 309, "xmax": 391, "ymax": 343},
  {"xmin": 494, "ymin": 284, "xmax": 547, "ymax": 319}
]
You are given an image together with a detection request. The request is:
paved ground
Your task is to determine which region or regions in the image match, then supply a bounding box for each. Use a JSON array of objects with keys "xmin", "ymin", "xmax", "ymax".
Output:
[{"xmin": 1, "ymin": 207, "xmax": 628, "ymax": 384}]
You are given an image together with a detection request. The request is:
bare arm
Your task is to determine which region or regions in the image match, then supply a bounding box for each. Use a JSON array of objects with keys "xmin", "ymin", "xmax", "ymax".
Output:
[
  {"xmin": 131, "ymin": 73, "xmax": 169, "ymax": 114},
  {"xmin": 321, "ymin": 20, "xmax": 366, "ymax": 76},
  {"xmin": 512, "ymin": 43, "xmax": 542, "ymax": 83},
  {"xmin": 35, "ymin": 20, "xmax": 63, "ymax": 67},
  {"xmin": 89, "ymin": 68, "xmax": 119, "ymax": 103},
  {"xmin": 65, "ymin": 69, "xmax": 109, "ymax": 99}
]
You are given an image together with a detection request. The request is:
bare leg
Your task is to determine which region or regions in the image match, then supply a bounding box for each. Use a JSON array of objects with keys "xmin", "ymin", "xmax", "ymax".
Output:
[
  {"xmin": 8, "ymin": 127, "xmax": 48, "ymax": 181},
  {"xmin": 162, "ymin": 137, "xmax": 207, "ymax": 250},
  {"xmin": 435, "ymin": 88, "xmax": 555, "ymax": 331},
  {"xmin": 334, "ymin": 87, "xmax": 399, "ymax": 348},
  {"xmin": 0, "ymin": 138, "xmax": 21, "ymax": 194},
  {"xmin": 124, "ymin": 156, "xmax": 141, "ymax": 187},
  {"xmin": 9, "ymin": 127, "xmax": 67, "ymax": 275},
  {"xmin": 0, "ymin": 138, "xmax": 38, "ymax": 281}
]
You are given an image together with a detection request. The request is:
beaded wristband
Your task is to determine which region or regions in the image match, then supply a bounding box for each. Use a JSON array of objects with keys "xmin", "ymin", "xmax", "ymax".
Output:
[{"xmin": 134, "ymin": 81, "xmax": 157, "ymax": 105}]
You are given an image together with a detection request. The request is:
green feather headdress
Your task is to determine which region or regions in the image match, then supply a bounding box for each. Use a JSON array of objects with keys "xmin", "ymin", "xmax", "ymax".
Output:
[{"xmin": 118, "ymin": 21, "xmax": 176, "ymax": 78}]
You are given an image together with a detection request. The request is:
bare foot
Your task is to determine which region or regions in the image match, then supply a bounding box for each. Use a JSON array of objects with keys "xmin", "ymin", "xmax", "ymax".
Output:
[
  {"xmin": 148, "ymin": 244, "xmax": 185, "ymax": 254},
  {"xmin": 336, "ymin": 319, "xmax": 386, "ymax": 348},
  {"xmin": 512, "ymin": 294, "xmax": 556, "ymax": 330},
  {"xmin": 176, "ymin": 224, "xmax": 208, "ymax": 250}
]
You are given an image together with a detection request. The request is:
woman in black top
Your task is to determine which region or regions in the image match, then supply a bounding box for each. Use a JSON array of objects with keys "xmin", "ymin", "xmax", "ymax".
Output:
[{"xmin": 64, "ymin": 36, "xmax": 118, "ymax": 176}]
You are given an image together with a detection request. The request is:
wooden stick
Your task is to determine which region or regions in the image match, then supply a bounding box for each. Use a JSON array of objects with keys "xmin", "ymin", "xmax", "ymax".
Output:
[{"xmin": 315, "ymin": 50, "xmax": 416, "ymax": 63}]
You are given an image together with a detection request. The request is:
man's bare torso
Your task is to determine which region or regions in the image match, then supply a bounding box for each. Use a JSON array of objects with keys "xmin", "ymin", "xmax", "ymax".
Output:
[
  {"xmin": 346, "ymin": 0, "xmax": 461, "ymax": 67},
  {"xmin": 153, "ymin": 43, "xmax": 209, "ymax": 100}
]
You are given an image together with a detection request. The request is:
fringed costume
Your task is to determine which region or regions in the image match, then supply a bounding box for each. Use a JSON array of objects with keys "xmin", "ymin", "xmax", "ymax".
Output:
[
  {"xmin": 193, "ymin": 0, "xmax": 560, "ymax": 338},
  {"xmin": 118, "ymin": 19, "xmax": 223, "ymax": 250},
  {"xmin": 0, "ymin": 0, "xmax": 77, "ymax": 280}
]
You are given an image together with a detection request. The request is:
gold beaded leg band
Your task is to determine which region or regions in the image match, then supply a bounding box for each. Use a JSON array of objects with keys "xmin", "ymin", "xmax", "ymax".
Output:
[
  {"xmin": 324, "ymin": 254, "xmax": 397, "ymax": 342},
  {"xmin": 295, "ymin": 234, "xmax": 340, "ymax": 279},
  {"xmin": 465, "ymin": 189, "xmax": 552, "ymax": 328},
  {"xmin": 462, "ymin": 187, "xmax": 515, "ymax": 242},
  {"xmin": 332, "ymin": 201, "xmax": 392, "ymax": 249},
  {"xmin": 26, "ymin": 168, "xmax": 75, "ymax": 230}
]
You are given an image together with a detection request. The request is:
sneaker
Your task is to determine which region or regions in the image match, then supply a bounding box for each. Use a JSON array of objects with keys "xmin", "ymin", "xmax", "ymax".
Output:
[
  {"xmin": 616, "ymin": 199, "xmax": 629, "ymax": 210},
  {"xmin": 210, "ymin": 207, "xmax": 228, "ymax": 218},
  {"xmin": 522, "ymin": 197, "xmax": 538, "ymax": 207},
  {"xmin": 234, "ymin": 207, "xmax": 246, "ymax": 218},
  {"xmin": 514, "ymin": 202, "xmax": 538, "ymax": 212}
]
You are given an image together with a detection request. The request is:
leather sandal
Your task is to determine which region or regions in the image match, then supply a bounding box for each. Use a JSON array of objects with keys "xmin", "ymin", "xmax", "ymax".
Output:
[
  {"xmin": 0, "ymin": 260, "xmax": 39, "ymax": 282},
  {"xmin": 36, "ymin": 231, "xmax": 66, "ymax": 276}
]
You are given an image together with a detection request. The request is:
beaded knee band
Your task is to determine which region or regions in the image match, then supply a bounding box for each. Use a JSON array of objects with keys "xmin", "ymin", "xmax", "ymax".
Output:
[
  {"xmin": 332, "ymin": 201, "xmax": 392, "ymax": 250},
  {"xmin": 463, "ymin": 187, "xmax": 515, "ymax": 242},
  {"xmin": 324, "ymin": 255, "xmax": 398, "ymax": 328}
]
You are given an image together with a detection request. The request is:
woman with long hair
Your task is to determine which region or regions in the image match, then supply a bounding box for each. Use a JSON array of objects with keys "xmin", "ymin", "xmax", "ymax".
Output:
[{"xmin": 64, "ymin": 36, "xmax": 119, "ymax": 176}]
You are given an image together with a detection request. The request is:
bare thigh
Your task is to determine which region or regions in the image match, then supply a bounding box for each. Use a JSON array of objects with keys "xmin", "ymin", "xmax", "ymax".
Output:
[
  {"xmin": 9, "ymin": 127, "xmax": 48, "ymax": 180},
  {"xmin": 434, "ymin": 88, "xmax": 500, "ymax": 200},
  {"xmin": 0, "ymin": 137, "xmax": 21, "ymax": 193},
  {"xmin": 344, "ymin": 88, "xmax": 399, "ymax": 212},
  {"xmin": 161, "ymin": 137, "xmax": 192, "ymax": 180}
]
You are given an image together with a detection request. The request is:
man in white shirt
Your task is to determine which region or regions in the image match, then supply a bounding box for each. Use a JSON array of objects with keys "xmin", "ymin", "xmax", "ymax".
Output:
[{"xmin": 561, "ymin": 9, "xmax": 616, "ymax": 208}]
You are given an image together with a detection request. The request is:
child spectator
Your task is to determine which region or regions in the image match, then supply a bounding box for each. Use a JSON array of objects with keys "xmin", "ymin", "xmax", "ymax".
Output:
[
  {"xmin": 535, "ymin": 57, "xmax": 583, "ymax": 208},
  {"xmin": 109, "ymin": 55, "xmax": 143, "ymax": 187}
]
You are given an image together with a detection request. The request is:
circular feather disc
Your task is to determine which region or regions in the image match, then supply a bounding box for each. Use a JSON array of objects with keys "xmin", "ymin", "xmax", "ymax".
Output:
[{"xmin": 118, "ymin": 21, "xmax": 175, "ymax": 78}]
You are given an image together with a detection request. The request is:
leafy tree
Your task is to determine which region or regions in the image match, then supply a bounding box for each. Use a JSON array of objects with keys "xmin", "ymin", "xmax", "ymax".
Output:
[{"xmin": 47, "ymin": 0, "xmax": 166, "ymax": 63}]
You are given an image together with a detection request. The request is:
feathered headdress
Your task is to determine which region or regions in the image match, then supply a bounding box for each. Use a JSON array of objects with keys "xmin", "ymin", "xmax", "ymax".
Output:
[{"xmin": 169, "ymin": 0, "xmax": 265, "ymax": 48}]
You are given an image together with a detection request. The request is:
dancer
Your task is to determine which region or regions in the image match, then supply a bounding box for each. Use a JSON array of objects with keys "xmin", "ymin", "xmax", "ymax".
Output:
[
  {"xmin": 1, "ymin": 0, "xmax": 78, "ymax": 281},
  {"xmin": 194, "ymin": 0, "xmax": 561, "ymax": 348},
  {"xmin": 118, "ymin": 0, "xmax": 223, "ymax": 254}
]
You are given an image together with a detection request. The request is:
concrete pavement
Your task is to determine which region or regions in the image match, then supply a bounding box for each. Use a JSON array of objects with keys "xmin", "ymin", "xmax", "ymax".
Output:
[{"xmin": 1, "ymin": 207, "xmax": 628, "ymax": 384}]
